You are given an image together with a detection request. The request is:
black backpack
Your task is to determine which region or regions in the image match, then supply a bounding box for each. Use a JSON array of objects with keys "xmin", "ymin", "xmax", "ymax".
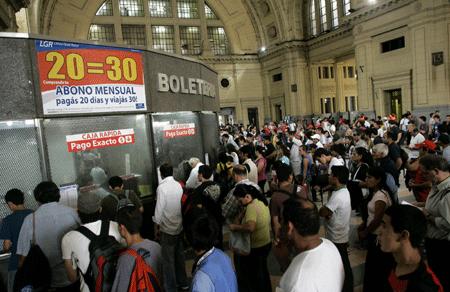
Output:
[
  {"xmin": 76, "ymin": 220, "xmax": 124, "ymax": 292},
  {"xmin": 14, "ymin": 214, "xmax": 52, "ymax": 292}
]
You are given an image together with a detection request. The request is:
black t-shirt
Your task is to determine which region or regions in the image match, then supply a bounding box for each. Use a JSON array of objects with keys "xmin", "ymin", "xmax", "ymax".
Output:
[
  {"xmin": 389, "ymin": 143, "xmax": 401, "ymax": 162},
  {"xmin": 388, "ymin": 262, "xmax": 443, "ymax": 292}
]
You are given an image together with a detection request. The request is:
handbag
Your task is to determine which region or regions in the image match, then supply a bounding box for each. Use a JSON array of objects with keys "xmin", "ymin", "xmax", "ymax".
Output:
[
  {"xmin": 14, "ymin": 213, "xmax": 52, "ymax": 292},
  {"xmin": 229, "ymin": 230, "xmax": 251, "ymax": 256}
]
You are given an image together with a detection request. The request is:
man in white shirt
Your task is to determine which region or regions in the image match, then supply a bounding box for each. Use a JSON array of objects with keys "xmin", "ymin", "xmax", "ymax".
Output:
[
  {"xmin": 277, "ymin": 198, "xmax": 344, "ymax": 292},
  {"xmin": 186, "ymin": 157, "xmax": 204, "ymax": 189},
  {"xmin": 239, "ymin": 145, "xmax": 258, "ymax": 184},
  {"xmin": 288, "ymin": 132, "xmax": 303, "ymax": 179},
  {"xmin": 409, "ymin": 128, "xmax": 425, "ymax": 159},
  {"xmin": 62, "ymin": 192, "xmax": 124, "ymax": 292},
  {"xmin": 319, "ymin": 166, "xmax": 353, "ymax": 292},
  {"xmin": 153, "ymin": 163, "xmax": 189, "ymax": 291},
  {"xmin": 311, "ymin": 134, "xmax": 324, "ymax": 149}
]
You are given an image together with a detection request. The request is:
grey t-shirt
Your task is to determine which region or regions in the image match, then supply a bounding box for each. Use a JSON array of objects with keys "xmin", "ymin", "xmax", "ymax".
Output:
[
  {"xmin": 111, "ymin": 239, "xmax": 162, "ymax": 292},
  {"xmin": 16, "ymin": 202, "xmax": 81, "ymax": 288}
]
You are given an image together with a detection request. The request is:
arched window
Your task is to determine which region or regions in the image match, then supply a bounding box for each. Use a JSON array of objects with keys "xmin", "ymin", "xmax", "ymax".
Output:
[
  {"xmin": 90, "ymin": 0, "xmax": 230, "ymax": 56},
  {"xmin": 310, "ymin": 0, "xmax": 317, "ymax": 36}
]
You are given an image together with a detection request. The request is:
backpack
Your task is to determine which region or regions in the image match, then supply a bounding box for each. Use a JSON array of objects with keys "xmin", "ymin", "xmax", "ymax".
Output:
[
  {"xmin": 14, "ymin": 213, "xmax": 52, "ymax": 292},
  {"xmin": 121, "ymin": 248, "xmax": 162, "ymax": 292},
  {"xmin": 76, "ymin": 220, "xmax": 124, "ymax": 292}
]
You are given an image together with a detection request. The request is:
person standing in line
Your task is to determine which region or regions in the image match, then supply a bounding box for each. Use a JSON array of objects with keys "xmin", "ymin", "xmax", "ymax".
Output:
[
  {"xmin": 62, "ymin": 191, "xmax": 124, "ymax": 292},
  {"xmin": 378, "ymin": 204, "xmax": 443, "ymax": 292},
  {"xmin": 153, "ymin": 163, "xmax": 189, "ymax": 292},
  {"xmin": 0, "ymin": 189, "xmax": 33, "ymax": 292},
  {"xmin": 319, "ymin": 166, "xmax": 353, "ymax": 292},
  {"xmin": 277, "ymin": 198, "xmax": 344, "ymax": 292},
  {"xmin": 189, "ymin": 215, "xmax": 238, "ymax": 292},
  {"xmin": 419, "ymin": 155, "xmax": 450, "ymax": 291},
  {"xmin": 17, "ymin": 181, "xmax": 81, "ymax": 291},
  {"xmin": 113, "ymin": 203, "xmax": 162, "ymax": 292}
]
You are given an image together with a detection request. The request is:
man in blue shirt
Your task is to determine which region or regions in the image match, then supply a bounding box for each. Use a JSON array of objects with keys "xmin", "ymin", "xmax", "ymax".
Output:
[
  {"xmin": 188, "ymin": 215, "xmax": 237, "ymax": 292},
  {"xmin": 0, "ymin": 189, "xmax": 32, "ymax": 292}
]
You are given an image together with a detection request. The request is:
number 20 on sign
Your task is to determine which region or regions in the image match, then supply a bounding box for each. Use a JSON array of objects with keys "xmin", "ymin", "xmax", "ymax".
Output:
[{"xmin": 45, "ymin": 52, "xmax": 138, "ymax": 82}]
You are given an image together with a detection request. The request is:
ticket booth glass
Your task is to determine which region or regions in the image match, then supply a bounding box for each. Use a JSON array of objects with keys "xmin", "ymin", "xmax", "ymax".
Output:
[
  {"xmin": 43, "ymin": 115, "xmax": 154, "ymax": 198},
  {"xmin": 0, "ymin": 120, "xmax": 42, "ymax": 218},
  {"xmin": 199, "ymin": 112, "xmax": 220, "ymax": 166},
  {"xmin": 151, "ymin": 112, "xmax": 204, "ymax": 182}
]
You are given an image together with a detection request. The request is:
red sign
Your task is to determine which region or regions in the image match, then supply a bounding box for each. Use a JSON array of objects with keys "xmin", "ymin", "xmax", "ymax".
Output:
[
  {"xmin": 66, "ymin": 129, "xmax": 135, "ymax": 152},
  {"xmin": 163, "ymin": 123, "xmax": 196, "ymax": 139}
]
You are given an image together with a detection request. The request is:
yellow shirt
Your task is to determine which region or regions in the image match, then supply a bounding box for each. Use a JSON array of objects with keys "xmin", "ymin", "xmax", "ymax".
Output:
[{"xmin": 244, "ymin": 199, "xmax": 271, "ymax": 248}]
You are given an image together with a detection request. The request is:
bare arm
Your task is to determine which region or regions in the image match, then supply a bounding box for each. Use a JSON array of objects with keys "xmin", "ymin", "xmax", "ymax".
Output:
[
  {"xmin": 319, "ymin": 206, "xmax": 333, "ymax": 220},
  {"xmin": 64, "ymin": 259, "xmax": 78, "ymax": 283},
  {"xmin": 2, "ymin": 240, "xmax": 11, "ymax": 253},
  {"xmin": 229, "ymin": 220, "xmax": 256, "ymax": 233}
]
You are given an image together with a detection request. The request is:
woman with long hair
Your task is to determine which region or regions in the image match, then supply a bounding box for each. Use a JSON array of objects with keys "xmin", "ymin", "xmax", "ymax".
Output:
[
  {"xmin": 229, "ymin": 184, "xmax": 271, "ymax": 292},
  {"xmin": 359, "ymin": 167, "xmax": 395, "ymax": 292},
  {"xmin": 347, "ymin": 147, "xmax": 373, "ymax": 212}
]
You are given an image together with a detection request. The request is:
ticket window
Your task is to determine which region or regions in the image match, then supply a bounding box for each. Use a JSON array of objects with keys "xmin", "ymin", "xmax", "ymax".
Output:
[
  {"xmin": 151, "ymin": 112, "xmax": 204, "ymax": 182},
  {"xmin": 0, "ymin": 120, "xmax": 42, "ymax": 218},
  {"xmin": 43, "ymin": 115, "xmax": 154, "ymax": 198}
]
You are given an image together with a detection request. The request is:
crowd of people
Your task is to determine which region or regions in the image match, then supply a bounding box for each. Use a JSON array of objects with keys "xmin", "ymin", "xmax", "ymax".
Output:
[{"xmin": 0, "ymin": 110, "xmax": 449, "ymax": 292}]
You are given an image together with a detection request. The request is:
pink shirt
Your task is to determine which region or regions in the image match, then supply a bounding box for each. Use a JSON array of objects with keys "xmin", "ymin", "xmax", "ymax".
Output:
[{"xmin": 256, "ymin": 157, "xmax": 267, "ymax": 182}]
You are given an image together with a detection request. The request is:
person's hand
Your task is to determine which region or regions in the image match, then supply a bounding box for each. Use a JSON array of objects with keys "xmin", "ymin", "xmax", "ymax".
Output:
[
  {"xmin": 229, "ymin": 224, "xmax": 238, "ymax": 231},
  {"xmin": 154, "ymin": 226, "xmax": 160, "ymax": 241},
  {"xmin": 408, "ymin": 179, "xmax": 415, "ymax": 188}
]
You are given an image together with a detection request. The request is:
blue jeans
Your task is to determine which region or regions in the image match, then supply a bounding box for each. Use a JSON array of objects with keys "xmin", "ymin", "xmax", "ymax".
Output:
[{"xmin": 160, "ymin": 232, "xmax": 189, "ymax": 292}]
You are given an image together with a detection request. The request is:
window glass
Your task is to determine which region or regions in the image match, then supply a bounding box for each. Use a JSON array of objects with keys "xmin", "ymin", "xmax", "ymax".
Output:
[
  {"xmin": 0, "ymin": 120, "xmax": 42, "ymax": 218},
  {"xmin": 208, "ymin": 27, "xmax": 229, "ymax": 55},
  {"xmin": 205, "ymin": 4, "xmax": 217, "ymax": 19},
  {"xmin": 152, "ymin": 25, "xmax": 175, "ymax": 53},
  {"xmin": 322, "ymin": 66, "xmax": 329, "ymax": 79},
  {"xmin": 149, "ymin": 0, "xmax": 172, "ymax": 17},
  {"xmin": 331, "ymin": 0, "xmax": 339, "ymax": 28},
  {"xmin": 89, "ymin": 24, "xmax": 116, "ymax": 42},
  {"xmin": 177, "ymin": 0, "xmax": 199, "ymax": 18},
  {"xmin": 343, "ymin": 0, "xmax": 351, "ymax": 16},
  {"xmin": 96, "ymin": 0, "xmax": 113, "ymax": 16},
  {"xmin": 180, "ymin": 26, "xmax": 201, "ymax": 55},
  {"xmin": 122, "ymin": 25, "xmax": 147, "ymax": 46},
  {"xmin": 43, "ymin": 115, "xmax": 154, "ymax": 198},
  {"xmin": 320, "ymin": 0, "xmax": 328, "ymax": 31},
  {"xmin": 348, "ymin": 66, "xmax": 354, "ymax": 78},
  {"xmin": 310, "ymin": 0, "xmax": 317, "ymax": 36},
  {"xmin": 119, "ymin": 0, "xmax": 145, "ymax": 16}
]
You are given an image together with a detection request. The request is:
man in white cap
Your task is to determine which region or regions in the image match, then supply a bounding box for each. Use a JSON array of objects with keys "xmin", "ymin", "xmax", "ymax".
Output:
[{"xmin": 311, "ymin": 134, "xmax": 324, "ymax": 149}]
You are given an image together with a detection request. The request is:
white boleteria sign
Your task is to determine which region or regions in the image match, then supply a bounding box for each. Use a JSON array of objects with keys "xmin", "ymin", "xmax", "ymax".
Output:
[
  {"xmin": 66, "ymin": 129, "xmax": 135, "ymax": 152},
  {"xmin": 157, "ymin": 73, "xmax": 216, "ymax": 98}
]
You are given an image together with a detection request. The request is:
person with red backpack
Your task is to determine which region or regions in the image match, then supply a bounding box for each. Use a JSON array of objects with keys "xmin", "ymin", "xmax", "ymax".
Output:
[
  {"xmin": 113, "ymin": 202, "xmax": 162, "ymax": 292},
  {"xmin": 62, "ymin": 191, "xmax": 124, "ymax": 292}
]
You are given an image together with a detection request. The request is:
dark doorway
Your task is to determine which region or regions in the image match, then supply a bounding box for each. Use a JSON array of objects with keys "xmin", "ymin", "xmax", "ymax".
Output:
[
  {"xmin": 247, "ymin": 107, "xmax": 259, "ymax": 128},
  {"xmin": 275, "ymin": 104, "xmax": 282, "ymax": 121},
  {"xmin": 385, "ymin": 89, "xmax": 402, "ymax": 118}
]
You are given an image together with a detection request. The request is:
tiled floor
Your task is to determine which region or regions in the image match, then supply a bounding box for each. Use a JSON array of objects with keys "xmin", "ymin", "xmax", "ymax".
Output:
[{"xmin": 184, "ymin": 175, "xmax": 414, "ymax": 291}]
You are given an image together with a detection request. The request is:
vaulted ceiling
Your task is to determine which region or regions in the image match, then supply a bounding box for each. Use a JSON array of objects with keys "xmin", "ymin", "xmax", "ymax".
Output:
[{"xmin": 27, "ymin": 0, "xmax": 306, "ymax": 54}]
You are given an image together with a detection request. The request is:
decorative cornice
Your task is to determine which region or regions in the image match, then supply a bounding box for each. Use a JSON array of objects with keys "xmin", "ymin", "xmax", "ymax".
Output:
[
  {"xmin": 258, "ymin": 39, "xmax": 307, "ymax": 60},
  {"xmin": 198, "ymin": 54, "xmax": 260, "ymax": 64},
  {"xmin": 341, "ymin": 0, "xmax": 415, "ymax": 27},
  {"xmin": 306, "ymin": 25, "xmax": 354, "ymax": 49}
]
